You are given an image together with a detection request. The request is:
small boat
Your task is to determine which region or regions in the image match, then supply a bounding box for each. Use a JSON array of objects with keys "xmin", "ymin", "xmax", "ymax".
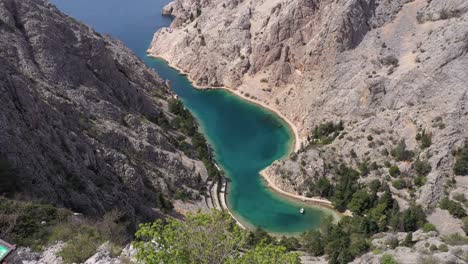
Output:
[{"xmin": 300, "ymin": 208, "xmax": 305, "ymax": 214}]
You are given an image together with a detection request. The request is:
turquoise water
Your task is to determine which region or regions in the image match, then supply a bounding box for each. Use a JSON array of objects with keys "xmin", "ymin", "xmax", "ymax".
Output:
[{"xmin": 51, "ymin": 0, "xmax": 334, "ymax": 234}]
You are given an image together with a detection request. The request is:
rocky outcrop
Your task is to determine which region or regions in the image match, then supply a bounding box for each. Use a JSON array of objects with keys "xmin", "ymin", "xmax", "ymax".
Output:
[
  {"xmin": 0, "ymin": 0, "xmax": 208, "ymax": 228},
  {"xmin": 150, "ymin": 0, "xmax": 468, "ymax": 242}
]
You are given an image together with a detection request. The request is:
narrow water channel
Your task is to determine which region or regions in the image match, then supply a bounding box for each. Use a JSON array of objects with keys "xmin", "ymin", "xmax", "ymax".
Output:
[{"xmin": 51, "ymin": 0, "xmax": 336, "ymax": 234}]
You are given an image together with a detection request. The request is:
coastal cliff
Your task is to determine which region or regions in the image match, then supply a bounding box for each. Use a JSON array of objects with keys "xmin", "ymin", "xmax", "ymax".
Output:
[
  {"xmin": 0, "ymin": 0, "xmax": 209, "ymax": 229},
  {"xmin": 149, "ymin": 0, "xmax": 467, "ymax": 213},
  {"xmin": 150, "ymin": 0, "xmax": 468, "ymax": 262}
]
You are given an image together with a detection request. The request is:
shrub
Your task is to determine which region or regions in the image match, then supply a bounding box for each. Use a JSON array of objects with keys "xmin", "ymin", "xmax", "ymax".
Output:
[
  {"xmin": 416, "ymin": 130, "xmax": 432, "ymax": 149},
  {"xmin": 58, "ymin": 229, "xmax": 103, "ymax": 264},
  {"xmin": 392, "ymin": 179, "xmax": 406, "ymax": 190},
  {"xmin": 439, "ymin": 197, "xmax": 466, "ymax": 218},
  {"xmin": 367, "ymin": 135, "xmax": 374, "ymax": 141},
  {"xmin": 442, "ymin": 233, "xmax": 468, "ymax": 245},
  {"xmin": 311, "ymin": 121, "xmax": 344, "ymax": 145},
  {"xmin": 414, "ymin": 176, "xmax": 427, "ymax": 187},
  {"xmin": 413, "ymin": 159, "xmax": 432, "ymax": 176},
  {"xmin": 438, "ymin": 243, "xmax": 449, "ymax": 252},
  {"xmin": 422, "ymin": 223, "xmax": 437, "ymax": 233},
  {"xmin": 453, "ymin": 142, "xmax": 468, "ymax": 175},
  {"xmin": 380, "ymin": 254, "xmax": 398, "ymax": 264},
  {"xmin": 302, "ymin": 230, "xmax": 324, "ymax": 256},
  {"xmin": 402, "ymin": 232, "xmax": 413, "ymax": 247},
  {"xmin": 133, "ymin": 210, "xmax": 300, "ymax": 264},
  {"xmin": 391, "ymin": 140, "xmax": 414, "ymax": 161},
  {"xmin": 453, "ymin": 193, "xmax": 466, "ymax": 203},
  {"xmin": 0, "ymin": 197, "xmax": 71, "ymax": 250},
  {"xmin": 429, "ymin": 244, "xmax": 438, "ymax": 251},
  {"xmin": 389, "ymin": 166, "xmax": 400, "ymax": 177}
]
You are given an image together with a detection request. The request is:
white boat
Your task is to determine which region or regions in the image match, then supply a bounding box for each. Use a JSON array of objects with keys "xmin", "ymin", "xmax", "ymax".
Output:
[{"xmin": 300, "ymin": 208, "xmax": 305, "ymax": 214}]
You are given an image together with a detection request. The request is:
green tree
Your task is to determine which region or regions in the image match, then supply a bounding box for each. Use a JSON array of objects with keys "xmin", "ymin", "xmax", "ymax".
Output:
[
  {"xmin": 310, "ymin": 177, "xmax": 333, "ymax": 198},
  {"xmin": 391, "ymin": 140, "xmax": 414, "ymax": 161},
  {"xmin": 413, "ymin": 159, "xmax": 431, "ymax": 176},
  {"xmin": 388, "ymin": 165, "xmax": 400, "ymax": 177},
  {"xmin": 416, "ymin": 130, "xmax": 432, "ymax": 149},
  {"xmin": 453, "ymin": 142, "xmax": 468, "ymax": 175},
  {"xmin": 302, "ymin": 230, "xmax": 324, "ymax": 256},
  {"xmin": 133, "ymin": 211, "xmax": 299, "ymax": 264},
  {"xmin": 227, "ymin": 243, "xmax": 300, "ymax": 264},
  {"xmin": 348, "ymin": 190, "xmax": 372, "ymax": 215},
  {"xmin": 331, "ymin": 165, "xmax": 360, "ymax": 211}
]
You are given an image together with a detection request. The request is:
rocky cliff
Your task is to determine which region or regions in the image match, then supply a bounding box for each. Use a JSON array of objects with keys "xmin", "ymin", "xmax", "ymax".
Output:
[
  {"xmin": 0, "ymin": 0, "xmax": 209, "ymax": 228},
  {"xmin": 150, "ymin": 0, "xmax": 468, "ymax": 240}
]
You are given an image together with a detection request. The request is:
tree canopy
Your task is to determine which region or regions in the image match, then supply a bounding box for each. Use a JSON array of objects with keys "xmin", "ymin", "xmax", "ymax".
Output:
[{"xmin": 133, "ymin": 210, "xmax": 300, "ymax": 264}]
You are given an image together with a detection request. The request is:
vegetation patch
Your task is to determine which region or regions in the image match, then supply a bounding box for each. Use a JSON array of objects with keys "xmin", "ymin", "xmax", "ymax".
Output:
[
  {"xmin": 133, "ymin": 210, "xmax": 300, "ymax": 264},
  {"xmin": 168, "ymin": 98, "xmax": 221, "ymax": 181},
  {"xmin": 309, "ymin": 121, "xmax": 344, "ymax": 145},
  {"xmin": 439, "ymin": 197, "xmax": 466, "ymax": 218},
  {"xmin": 453, "ymin": 141, "xmax": 468, "ymax": 175},
  {"xmin": 391, "ymin": 140, "xmax": 414, "ymax": 161}
]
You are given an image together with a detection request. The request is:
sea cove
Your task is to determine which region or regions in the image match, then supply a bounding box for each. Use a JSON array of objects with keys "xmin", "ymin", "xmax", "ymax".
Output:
[{"xmin": 51, "ymin": 0, "xmax": 337, "ymax": 234}]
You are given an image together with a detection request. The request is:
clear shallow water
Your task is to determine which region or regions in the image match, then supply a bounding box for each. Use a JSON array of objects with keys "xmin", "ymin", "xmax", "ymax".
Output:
[{"xmin": 51, "ymin": 0, "xmax": 334, "ymax": 234}]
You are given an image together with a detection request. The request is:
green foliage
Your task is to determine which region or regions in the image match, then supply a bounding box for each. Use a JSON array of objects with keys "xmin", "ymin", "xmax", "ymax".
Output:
[
  {"xmin": 391, "ymin": 140, "xmax": 414, "ymax": 162},
  {"xmin": 388, "ymin": 166, "xmax": 400, "ymax": 177},
  {"xmin": 278, "ymin": 236, "xmax": 300, "ymax": 251},
  {"xmin": 0, "ymin": 197, "xmax": 71, "ymax": 250},
  {"xmin": 439, "ymin": 197, "xmax": 466, "ymax": 218},
  {"xmin": 308, "ymin": 177, "xmax": 333, "ymax": 198},
  {"xmin": 392, "ymin": 179, "xmax": 406, "ymax": 190},
  {"xmin": 168, "ymin": 99, "xmax": 220, "ymax": 181},
  {"xmin": 422, "ymin": 223, "xmax": 437, "ymax": 233},
  {"xmin": 413, "ymin": 159, "xmax": 432, "ymax": 176},
  {"xmin": 369, "ymin": 179, "xmax": 382, "ymax": 193},
  {"xmin": 348, "ymin": 190, "xmax": 373, "ymax": 215},
  {"xmin": 390, "ymin": 205, "xmax": 427, "ymax": 232},
  {"xmin": 402, "ymin": 232, "xmax": 413, "ymax": 247},
  {"xmin": 302, "ymin": 230, "xmax": 324, "ymax": 256},
  {"xmin": 58, "ymin": 228, "xmax": 104, "ymax": 264},
  {"xmin": 227, "ymin": 243, "xmax": 300, "ymax": 264},
  {"xmin": 0, "ymin": 198, "xmax": 126, "ymax": 257},
  {"xmin": 438, "ymin": 243, "xmax": 449, "ymax": 252},
  {"xmin": 311, "ymin": 121, "xmax": 344, "ymax": 145},
  {"xmin": 453, "ymin": 142, "xmax": 468, "ymax": 175},
  {"xmin": 246, "ymin": 228, "xmax": 273, "ymax": 247},
  {"xmin": 380, "ymin": 254, "xmax": 398, "ymax": 264},
  {"xmin": 414, "ymin": 176, "xmax": 427, "ymax": 187},
  {"xmin": 442, "ymin": 233, "xmax": 468, "ymax": 245},
  {"xmin": 416, "ymin": 130, "xmax": 432, "ymax": 149},
  {"xmin": 133, "ymin": 210, "xmax": 299, "ymax": 264},
  {"xmin": 331, "ymin": 165, "xmax": 360, "ymax": 212},
  {"xmin": 453, "ymin": 193, "xmax": 466, "ymax": 203}
]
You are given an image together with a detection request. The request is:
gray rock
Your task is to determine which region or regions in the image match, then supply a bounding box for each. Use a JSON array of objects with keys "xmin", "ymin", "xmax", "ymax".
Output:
[{"xmin": 0, "ymin": 0, "xmax": 208, "ymax": 228}]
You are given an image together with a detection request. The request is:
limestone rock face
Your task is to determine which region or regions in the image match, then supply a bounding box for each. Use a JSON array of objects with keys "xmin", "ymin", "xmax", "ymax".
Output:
[
  {"xmin": 150, "ymin": 0, "xmax": 468, "ymax": 211},
  {"xmin": 0, "ymin": 0, "xmax": 208, "ymax": 227}
]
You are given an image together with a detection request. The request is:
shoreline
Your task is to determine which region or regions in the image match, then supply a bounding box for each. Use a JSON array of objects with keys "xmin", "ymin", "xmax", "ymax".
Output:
[
  {"xmin": 260, "ymin": 169, "xmax": 353, "ymax": 218},
  {"xmin": 147, "ymin": 52, "xmax": 350, "ymax": 225},
  {"xmin": 147, "ymin": 53, "xmax": 301, "ymax": 153}
]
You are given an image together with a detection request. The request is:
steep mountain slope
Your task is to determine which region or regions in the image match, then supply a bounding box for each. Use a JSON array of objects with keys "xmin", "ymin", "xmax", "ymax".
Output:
[
  {"xmin": 0, "ymin": 0, "xmax": 208, "ymax": 228},
  {"xmin": 150, "ymin": 0, "xmax": 467, "ymax": 212}
]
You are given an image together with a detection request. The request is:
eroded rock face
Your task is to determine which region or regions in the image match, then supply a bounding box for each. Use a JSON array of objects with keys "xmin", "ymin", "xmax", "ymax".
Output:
[
  {"xmin": 150, "ymin": 0, "xmax": 468, "ymax": 236},
  {"xmin": 0, "ymin": 0, "xmax": 207, "ymax": 227}
]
